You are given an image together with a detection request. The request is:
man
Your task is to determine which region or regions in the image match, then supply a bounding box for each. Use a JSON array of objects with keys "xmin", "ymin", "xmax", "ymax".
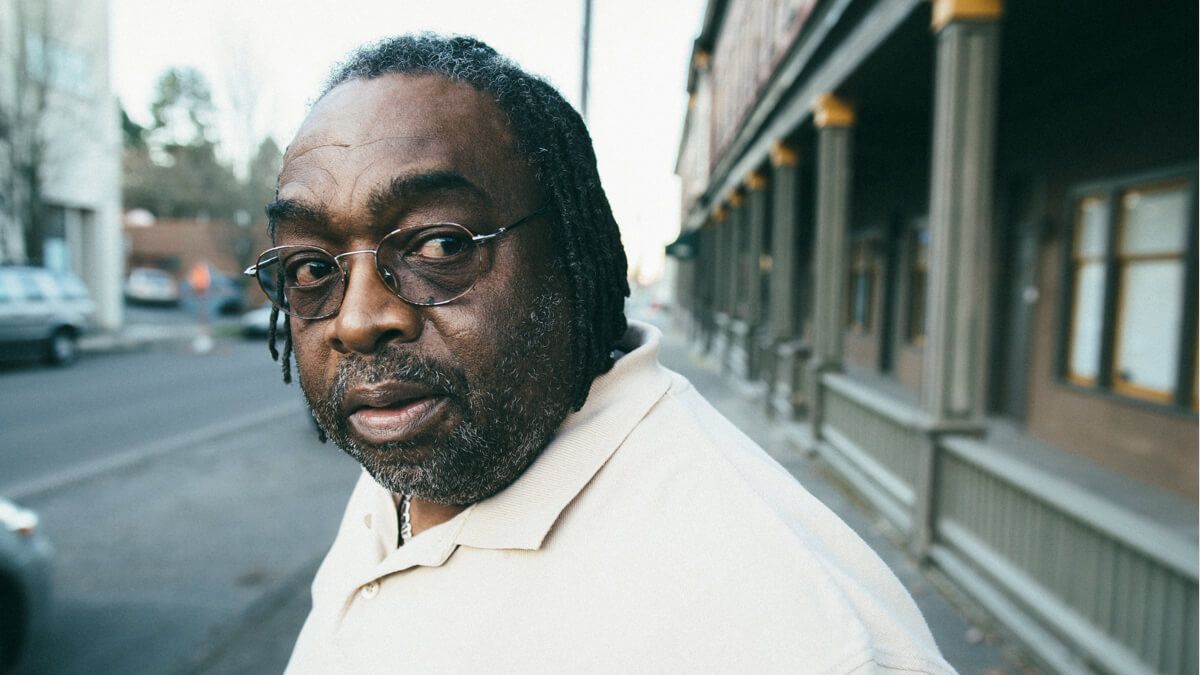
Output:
[{"xmin": 251, "ymin": 33, "xmax": 952, "ymax": 673}]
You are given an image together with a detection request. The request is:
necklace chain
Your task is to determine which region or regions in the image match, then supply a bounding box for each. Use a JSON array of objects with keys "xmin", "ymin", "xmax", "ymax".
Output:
[{"xmin": 399, "ymin": 494, "xmax": 413, "ymax": 544}]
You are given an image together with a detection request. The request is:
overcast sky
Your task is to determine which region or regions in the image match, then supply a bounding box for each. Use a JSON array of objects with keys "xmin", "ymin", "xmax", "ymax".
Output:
[{"xmin": 111, "ymin": 0, "xmax": 705, "ymax": 284}]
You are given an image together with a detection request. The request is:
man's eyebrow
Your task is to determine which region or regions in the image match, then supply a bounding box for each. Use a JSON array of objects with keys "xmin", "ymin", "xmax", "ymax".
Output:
[
  {"xmin": 367, "ymin": 170, "xmax": 487, "ymax": 221},
  {"xmin": 266, "ymin": 198, "xmax": 330, "ymax": 238}
]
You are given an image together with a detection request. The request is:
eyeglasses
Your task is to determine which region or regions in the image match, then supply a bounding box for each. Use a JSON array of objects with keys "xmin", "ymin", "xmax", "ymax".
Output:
[{"xmin": 244, "ymin": 208, "xmax": 546, "ymax": 320}]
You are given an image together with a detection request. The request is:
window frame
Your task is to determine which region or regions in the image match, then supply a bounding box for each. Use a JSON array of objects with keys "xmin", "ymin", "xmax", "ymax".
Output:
[{"xmin": 1058, "ymin": 166, "xmax": 1199, "ymax": 413}]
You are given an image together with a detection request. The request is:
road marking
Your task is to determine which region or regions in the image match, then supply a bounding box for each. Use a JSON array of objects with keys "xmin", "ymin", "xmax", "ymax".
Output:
[{"xmin": 5, "ymin": 399, "xmax": 308, "ymax": 502}]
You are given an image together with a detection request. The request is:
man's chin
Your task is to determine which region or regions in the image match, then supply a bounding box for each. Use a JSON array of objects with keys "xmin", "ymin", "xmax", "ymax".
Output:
[{"xmin": 329, "ymin": 418, "xmax": 552, "ymax": 506}]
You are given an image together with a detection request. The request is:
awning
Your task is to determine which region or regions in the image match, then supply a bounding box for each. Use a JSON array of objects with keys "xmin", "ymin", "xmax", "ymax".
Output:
[{"xmin": 664, "ymin": 228, "xmax": 701, "ymax": 260}]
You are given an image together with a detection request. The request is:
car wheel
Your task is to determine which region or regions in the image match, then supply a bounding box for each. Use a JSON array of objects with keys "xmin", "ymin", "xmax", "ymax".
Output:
[{"xmin": 46, "ymin": 329, "xmax": 78, "ymax": 366}]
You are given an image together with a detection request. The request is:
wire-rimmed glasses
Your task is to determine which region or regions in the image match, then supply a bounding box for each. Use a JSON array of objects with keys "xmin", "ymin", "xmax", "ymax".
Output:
[{"xmin": 244, "ymin": 208, "xmax": 546, "ymax": 319}]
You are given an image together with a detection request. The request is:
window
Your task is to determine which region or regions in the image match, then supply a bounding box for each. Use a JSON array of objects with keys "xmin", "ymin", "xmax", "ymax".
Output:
[
  {"xmin": 1063, "ymin": 173, "xmax": 1197, "ymax": 407},
  {"xmin": 18, "ymin": 273, "xmax": 45, "ymax": 301},
  {"xmin": 906, "ymin": 224, "xmax": 929, "ymax": 345},
  {"xmin": 1066, "ymin": 196, "xmax": 1109, "ymax": 385},
  {"xmin": 847, "ymin": 240, "xmax": 875, "ymax": 332}
]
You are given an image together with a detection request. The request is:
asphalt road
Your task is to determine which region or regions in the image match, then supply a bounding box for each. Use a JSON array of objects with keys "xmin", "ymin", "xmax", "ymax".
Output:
[{"xmin": 1, "ymin": 335, "xmax": 361, "ymax": 674}]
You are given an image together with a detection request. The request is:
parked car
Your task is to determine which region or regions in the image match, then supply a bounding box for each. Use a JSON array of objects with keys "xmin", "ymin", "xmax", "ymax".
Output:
[
  {"xmin": 239, "ymin": 304, "xmax": 285, "ymax": 338},
  {"xmin": 0, "ymin": 497, "xmax": 53, "ymax": 672},
  {"xmin": 0, "ymin": 266, "xmax": 95, "ymax": 365},
  {"xmin": 207, "ymin": 271, "xmax": 245, "ymax": 316},
  {"xmin": 124, "ymin": 267, "xmax": 179, "ymax": 306}
]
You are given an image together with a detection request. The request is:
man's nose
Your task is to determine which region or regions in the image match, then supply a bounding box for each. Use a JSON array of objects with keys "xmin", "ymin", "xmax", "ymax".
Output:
[{"xmin": 326, "ymin": 254, "xmax": 423, "ymax": 354}]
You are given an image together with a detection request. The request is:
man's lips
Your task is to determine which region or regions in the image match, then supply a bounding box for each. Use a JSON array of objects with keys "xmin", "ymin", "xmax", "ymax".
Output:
[{"xmin": 342, "ymin": 382, "xmax": 450, "ymax": 444}]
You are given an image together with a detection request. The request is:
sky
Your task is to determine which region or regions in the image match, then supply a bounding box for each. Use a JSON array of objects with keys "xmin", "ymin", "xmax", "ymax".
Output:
[{"xmin": 111, "ymin": 0, "xmax": 706, "ymax": 285}]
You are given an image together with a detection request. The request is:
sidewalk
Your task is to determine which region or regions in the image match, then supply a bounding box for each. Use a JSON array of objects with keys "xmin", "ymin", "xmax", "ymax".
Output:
[
  {"xmin": 79, "ymin": 323, "xmax": 203, "ymax": 354},
  {"xmin": 649, "ymin": 316, "xmax": 1028, "ymax": 674}
]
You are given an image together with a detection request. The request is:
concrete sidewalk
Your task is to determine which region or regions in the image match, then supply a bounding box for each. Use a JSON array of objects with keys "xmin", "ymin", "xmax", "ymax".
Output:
[{"xmin": 78, "ymin": 322, "xmax": 203, "ymax": 354}]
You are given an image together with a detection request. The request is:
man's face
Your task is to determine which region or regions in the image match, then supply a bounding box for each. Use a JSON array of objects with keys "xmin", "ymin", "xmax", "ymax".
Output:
[{"xmin": 274, "ymin": 73, "xmax": 574, "ymax": 505}]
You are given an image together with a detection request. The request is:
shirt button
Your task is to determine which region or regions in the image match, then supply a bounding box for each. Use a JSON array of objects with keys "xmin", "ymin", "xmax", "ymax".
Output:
[
  {"xmin": 363, "ymin": 513, "xmax": 373, "ymax": 529},
  {"xmin": 360, "ymin": 581, "xmax": 380, "ymax": 600}
]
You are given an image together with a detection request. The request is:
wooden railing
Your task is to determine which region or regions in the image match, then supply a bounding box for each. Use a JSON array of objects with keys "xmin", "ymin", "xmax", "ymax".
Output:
[{"xmin": 814, "ymin": 372, "xmax": 1199, "ymax": 675}]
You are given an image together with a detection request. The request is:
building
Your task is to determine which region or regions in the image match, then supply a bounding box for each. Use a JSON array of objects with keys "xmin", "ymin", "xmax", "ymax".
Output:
[
  {"xmin": 671, "ymin": 1, "xmax": 1197, "ymax": 673},
  {"xmin": 0, "ymin": 0, "xmax": 123, "ymax": 330}
]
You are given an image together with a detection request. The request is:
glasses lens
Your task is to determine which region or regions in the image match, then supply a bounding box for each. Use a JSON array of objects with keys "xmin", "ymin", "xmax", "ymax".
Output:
[
  {"xmin": 256, "ymin": 246, "xmax": 344, "ymax": 319},
  {"xmin": 378, "ymin": 224, "xmax": 482, "ymax": 305}
]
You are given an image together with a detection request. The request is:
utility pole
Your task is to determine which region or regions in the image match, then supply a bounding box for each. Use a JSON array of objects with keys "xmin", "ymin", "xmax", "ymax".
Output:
[{"xmin": 580, "ymin": 0, "xmax": 593, "ymax": 120}]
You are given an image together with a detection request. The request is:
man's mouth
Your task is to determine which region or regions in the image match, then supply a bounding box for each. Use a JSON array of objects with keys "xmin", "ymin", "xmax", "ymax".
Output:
[{"xmin": 342, "ymin": 382, "xmax": 451, "ymax": 445}]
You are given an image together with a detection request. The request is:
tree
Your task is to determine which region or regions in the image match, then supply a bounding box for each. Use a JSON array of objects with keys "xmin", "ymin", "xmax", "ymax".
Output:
[
  {"xmin": 122, "ymin": 67, "xmax": 240, "ymax": 221},
  {"xmin": 0, "ymin": 0, "xmax": 53, "ymax": 263}
]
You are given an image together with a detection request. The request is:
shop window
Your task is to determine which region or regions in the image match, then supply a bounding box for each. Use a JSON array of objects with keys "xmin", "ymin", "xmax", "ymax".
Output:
[
  {"xmin": 847, "ymin": 240, "xmax": 875, "ymax": 332},
  {"xmin": 1064, "ymin": 174, "xmax": 1197, "ymax": 408},
  {"xmin": 906, "ymin": 225, "xmax": 929, "ymax": 345}
]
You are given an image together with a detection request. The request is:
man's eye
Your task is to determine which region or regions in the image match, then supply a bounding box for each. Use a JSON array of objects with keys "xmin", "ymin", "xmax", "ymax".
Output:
[
  {"xmin": 286, "ymin": 257, "xmax": 336, "ymax": 286},
  {"xmin": 411, "ymin": 234, "xmax": 471, "ymax": 260}
]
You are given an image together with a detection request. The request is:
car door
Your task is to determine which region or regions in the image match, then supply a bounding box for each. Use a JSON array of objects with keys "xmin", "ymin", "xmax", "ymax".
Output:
[
  {"xmin": 0, "ymin": 271, "xmax": 38, "ymax": 344},
  {"xmin": 15, "ymin": 271, "xmax": 55, "ymax": 341}
]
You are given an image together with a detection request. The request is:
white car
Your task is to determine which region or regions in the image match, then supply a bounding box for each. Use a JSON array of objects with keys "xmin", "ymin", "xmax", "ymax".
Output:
[
  {"xmin": 239, "ymin": 304, "xmax": 286, "ymax": 338},
  {"xmin": 0, "ymin": 266, "xmax": 95, "ymax": 365},
  {"xmin": 124, "ymin": 267, "xmax": 180, "ymax": 306}
]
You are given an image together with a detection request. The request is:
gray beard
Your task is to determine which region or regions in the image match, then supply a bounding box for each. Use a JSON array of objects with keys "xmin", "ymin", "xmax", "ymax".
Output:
[{"xmin": 303, "ymin": 289, "xmax": 573, "ymax": 505}]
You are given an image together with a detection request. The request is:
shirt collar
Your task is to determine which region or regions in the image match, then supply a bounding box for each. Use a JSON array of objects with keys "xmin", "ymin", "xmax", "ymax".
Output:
[
  {"xmin": 357, "ymin": 320, "xmax": 672, "ymax": 582},
  {"xmin": 453, "ymin": 319, "xmax": 671, "ymax": 550}
]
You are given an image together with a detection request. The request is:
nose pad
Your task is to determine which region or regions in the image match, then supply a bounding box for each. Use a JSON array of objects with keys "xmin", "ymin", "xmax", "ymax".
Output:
[{"xmin": 326, "ymin": 252, "xmax": 423, "ymax": 354}]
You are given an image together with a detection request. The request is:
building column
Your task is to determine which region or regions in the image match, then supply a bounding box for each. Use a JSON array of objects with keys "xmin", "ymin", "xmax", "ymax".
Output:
[
  {"xmin": 743, "ymin": 171, "xmax": 769, "ymax": 381},
  {"xmin": 768, "ymin": 142, "xmax": 800, "ymax": 343},
  {"xmin": 806, "ymin": 94, "xmax": 856, "ymax": 439},
  {"xmin": 911, "ymin": 0, "xmax": 1002, "ymax": 556},
  {"xmin": 711, "ymin": 204, "xmax": 732, "ymax": 365},
  {"xmin": 767, "ymin": 141, "xmax": 806, "ymax": 418},
  {"xmin": 724, "ymin": 193, "xmax": 746, "ymax": 373},
  {"xmin": 694, "ymin": 222, "xmax": 718, "ymax": 352},
  {"xmin": 921, "ymin": 0, "xmax": 1001, "ymax": 426}
]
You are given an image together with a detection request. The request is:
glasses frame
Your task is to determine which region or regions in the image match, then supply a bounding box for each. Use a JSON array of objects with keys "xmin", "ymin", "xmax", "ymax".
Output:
[{"xmin": 244, "ymin": 207, "xmax": 547, "ymax": 320}]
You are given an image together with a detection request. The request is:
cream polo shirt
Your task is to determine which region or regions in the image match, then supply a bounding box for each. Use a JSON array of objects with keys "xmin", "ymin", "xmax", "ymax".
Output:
[{"xmin": 287, "ymin": 321, "xmax": 954, "ymax": 674}]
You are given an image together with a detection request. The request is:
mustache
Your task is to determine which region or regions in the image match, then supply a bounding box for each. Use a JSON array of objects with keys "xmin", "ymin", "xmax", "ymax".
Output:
[{"xmin": 330, "ymin": 346, "xmax": 471, "ymax": 411}]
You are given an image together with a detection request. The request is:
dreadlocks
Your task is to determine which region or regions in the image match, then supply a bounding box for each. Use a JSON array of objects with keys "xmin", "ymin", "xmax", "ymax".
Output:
[{"xmin": 266, "ymin": 33, "xmax": 629, "ymax": 411}]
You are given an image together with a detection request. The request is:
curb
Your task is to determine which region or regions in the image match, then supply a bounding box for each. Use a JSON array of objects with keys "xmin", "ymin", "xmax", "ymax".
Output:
[{"xmin": 79, "ymin": 326, "xmax": 203, "ymax": 355}]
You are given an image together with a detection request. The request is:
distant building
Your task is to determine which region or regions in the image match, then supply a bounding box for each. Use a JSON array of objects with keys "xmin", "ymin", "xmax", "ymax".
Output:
[
  {"xmin": 671, "ymin": 1, "xmax": 1197, "ymax": 672},
  {"xmin": 0, "ymin": 0, "xmax": 122, "ymax": 329}
]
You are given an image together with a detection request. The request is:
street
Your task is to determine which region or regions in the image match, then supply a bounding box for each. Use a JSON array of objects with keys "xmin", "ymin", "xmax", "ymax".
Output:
[{"xmin": 1, "ymin": 333, "xmax": 361, "ymax": 674}]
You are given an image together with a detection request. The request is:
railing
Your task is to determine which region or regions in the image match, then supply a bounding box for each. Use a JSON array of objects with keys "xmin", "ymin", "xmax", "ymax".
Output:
[
  {"xmin": 935, "ymin": 436, "xmax": 1199, "ymax": 675},
  {"xmin": 818, "ymin": 373, "xmax": 925, "ymax": 531},
  {"xmin": 813, "ymin": 372, "xmax": 1199, "ymax": 675},
  {"xmin": 769, "ymin": 339, "xmax": 810, "ymax": 420}
]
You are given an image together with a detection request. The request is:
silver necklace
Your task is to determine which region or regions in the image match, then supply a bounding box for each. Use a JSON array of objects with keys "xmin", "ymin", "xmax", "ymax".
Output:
[{"xmin": 399, "ymin": 494, "xmax": 413, "ymax": 544}]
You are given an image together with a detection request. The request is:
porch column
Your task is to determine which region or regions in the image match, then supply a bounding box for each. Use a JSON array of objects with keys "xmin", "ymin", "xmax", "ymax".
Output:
[
  {"xmin": 695, "ymin": 222, "xmax": 718, "ymax": 351},
  {"xmin": 807, "ymin": 94, "xmax": 856, "ymax": 437},
  {"xmin": 744, "ymin": 171, "xmax": 769, "ymax": 380},
  {"xmin": 712, "ymin": 204, "xmax": 732, "ymax": 364},
  {"xmin": 768, "ymin": 142, "xmax": 800, "ymax": 343},
  {"xmin": 768, "ymin": 141, "xmax": 806, "ymax": 418},
  {"xmin": 921, "ymin": 0, "xmax": 1002, "ymax": 426},
  {"xmin": 911, "ymin": 0, "xmax": 1002, "ymax": 557},
  {"xmin": 725, "ymin": 193, "xmax": 746, "ymax": 373}
]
